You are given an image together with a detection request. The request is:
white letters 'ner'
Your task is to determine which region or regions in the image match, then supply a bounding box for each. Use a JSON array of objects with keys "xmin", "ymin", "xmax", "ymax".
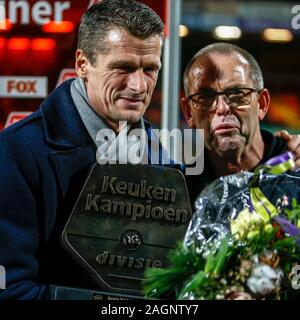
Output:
[{"xmin": 0, "ymin": 0, "xmax": 71, "ymax": 25}]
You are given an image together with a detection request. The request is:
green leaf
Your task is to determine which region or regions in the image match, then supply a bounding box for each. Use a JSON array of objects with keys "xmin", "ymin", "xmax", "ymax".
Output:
[{"xmin": 143, "ymin": 242, "xmax": 204, "ymax": 298}]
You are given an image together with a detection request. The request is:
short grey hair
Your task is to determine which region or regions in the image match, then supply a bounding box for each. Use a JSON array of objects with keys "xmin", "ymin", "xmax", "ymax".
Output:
[
  {"xmin": 77, "ymin": 0, "xmax": 164, "ymax": 65},
  {"xmin": 183, "ymin": 42, "xmax": 264, "ymax": 96}
]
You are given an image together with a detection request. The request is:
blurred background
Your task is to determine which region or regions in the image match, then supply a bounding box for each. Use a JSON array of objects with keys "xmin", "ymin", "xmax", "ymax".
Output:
[{"xmin": 0, "ymin": 0, "xmax": 300, "ymax": 133}]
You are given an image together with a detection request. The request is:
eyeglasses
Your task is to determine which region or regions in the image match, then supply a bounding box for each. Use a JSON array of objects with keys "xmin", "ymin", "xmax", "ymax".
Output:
[{"xmin": 188, "ymin": 87, "xmax": 261, "ymax": 111}]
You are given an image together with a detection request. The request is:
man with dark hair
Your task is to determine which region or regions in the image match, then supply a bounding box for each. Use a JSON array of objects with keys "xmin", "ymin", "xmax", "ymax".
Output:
[
  {"xmin": 0, "ymin": 0, "xmax": 165, "ymax": 300},
  {"xmin": 182, "ymin": 42, "xmax": 300, "ymax": 205}
]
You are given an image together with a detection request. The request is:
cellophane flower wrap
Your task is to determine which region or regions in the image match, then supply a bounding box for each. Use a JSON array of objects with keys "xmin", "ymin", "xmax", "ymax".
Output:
[{"xmin": 144, "ymin": 152, "xmax": 300, "ymax": 300}]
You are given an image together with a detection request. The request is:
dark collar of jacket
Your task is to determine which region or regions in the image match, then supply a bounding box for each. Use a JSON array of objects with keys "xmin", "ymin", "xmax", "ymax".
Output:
[{"xmin": 40, "ymin": 79, "xmax": 95, "ymax": 150}]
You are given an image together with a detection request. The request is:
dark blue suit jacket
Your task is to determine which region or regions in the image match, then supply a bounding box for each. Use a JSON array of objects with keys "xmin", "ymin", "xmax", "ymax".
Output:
[{"xmin": 0, "ymin": 80, "xmax": 175, "ymax": 299}]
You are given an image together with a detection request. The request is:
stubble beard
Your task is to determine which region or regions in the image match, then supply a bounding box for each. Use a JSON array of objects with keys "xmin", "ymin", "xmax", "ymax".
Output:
[{"xmin": 211, "ymin": 134, "xmax": 246, "ymax": 163}]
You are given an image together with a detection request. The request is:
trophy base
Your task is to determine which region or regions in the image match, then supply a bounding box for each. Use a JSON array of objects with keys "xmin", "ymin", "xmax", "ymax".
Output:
[{"xmin": 49, "ymin": 285, "xmax": 144, "ymax": 300}]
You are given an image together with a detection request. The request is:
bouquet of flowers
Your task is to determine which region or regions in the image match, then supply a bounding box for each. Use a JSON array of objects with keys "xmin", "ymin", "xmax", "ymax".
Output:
[{"xmin": 144, "ymin": 152, "xmax": 300, "ymax": 300}]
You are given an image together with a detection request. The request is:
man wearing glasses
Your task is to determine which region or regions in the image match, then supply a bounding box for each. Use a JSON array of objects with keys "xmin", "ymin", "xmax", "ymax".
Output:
[{"xmin": 181, "ymin": 43, "xmax": 300, "ymax": 205}]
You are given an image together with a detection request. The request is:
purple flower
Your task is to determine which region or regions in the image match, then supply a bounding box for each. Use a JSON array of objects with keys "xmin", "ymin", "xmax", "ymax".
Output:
[{"xmin": 273, "ymin": 216, "xmax": 300, "ymax": 247}]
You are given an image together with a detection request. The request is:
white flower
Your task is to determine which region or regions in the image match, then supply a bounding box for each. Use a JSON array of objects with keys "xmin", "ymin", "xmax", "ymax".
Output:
[{"xmin": 246, "ymin": 263, "xmax": 283, "ymax": 297}]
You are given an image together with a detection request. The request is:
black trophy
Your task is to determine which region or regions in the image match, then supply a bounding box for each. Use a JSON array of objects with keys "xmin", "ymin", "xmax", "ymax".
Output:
[{"xmin": 57, "ymin": 163, "xmax": 191, "ymax": 299}]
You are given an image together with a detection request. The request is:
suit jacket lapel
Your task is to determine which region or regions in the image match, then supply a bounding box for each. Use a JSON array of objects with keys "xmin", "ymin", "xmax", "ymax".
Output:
[{"xmin": 40, "ymin": 79, "xmax": 97, "ymax": 195}]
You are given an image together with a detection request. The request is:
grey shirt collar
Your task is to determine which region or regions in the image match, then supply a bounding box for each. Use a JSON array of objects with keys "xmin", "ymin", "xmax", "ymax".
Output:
[
  {"xmin": 70, "ymin": 78, "xmax": 147, "ymax": 162},
  {"xmin": 70, "ymin": 77, "xmax": 111, "ymax": 145}
]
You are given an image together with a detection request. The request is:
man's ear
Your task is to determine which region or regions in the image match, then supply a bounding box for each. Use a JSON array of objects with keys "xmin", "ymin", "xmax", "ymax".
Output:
[
  {"xmin": 258, "ymin": 88, "xmax": 270, "ymax": 121},
  {"xmin": 75, "ymin": 49, "xmax": 89, "ymax": 78},
  {"xmin": 181, "ymin": 96, "xmax": 196, "ymax": 128}
]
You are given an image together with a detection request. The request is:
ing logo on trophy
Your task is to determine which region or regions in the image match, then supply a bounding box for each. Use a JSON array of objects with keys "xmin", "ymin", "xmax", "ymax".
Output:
[{"xmin": 121, "ymin": 230, "xmax": 143, "ymax": 251}]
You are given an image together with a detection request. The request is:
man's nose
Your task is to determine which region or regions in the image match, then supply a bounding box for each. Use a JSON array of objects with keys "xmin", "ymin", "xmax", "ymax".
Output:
[
  {"xmin": 127, "ymin": 69, "xmax": 147, "ymax": 93},
  {"xmin": 215, "ymin": 95, "xmax": 231, "ymax": 115}
]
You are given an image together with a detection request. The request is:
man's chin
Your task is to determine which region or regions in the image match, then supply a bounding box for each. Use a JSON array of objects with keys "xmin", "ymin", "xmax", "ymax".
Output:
[
  {"xmin": 213, "ymin": 136, "xmax": 244, "ymax": 155},
  {"xmin": 116, "ymin": 111, "xmax": 144, "ymax": 124}
]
